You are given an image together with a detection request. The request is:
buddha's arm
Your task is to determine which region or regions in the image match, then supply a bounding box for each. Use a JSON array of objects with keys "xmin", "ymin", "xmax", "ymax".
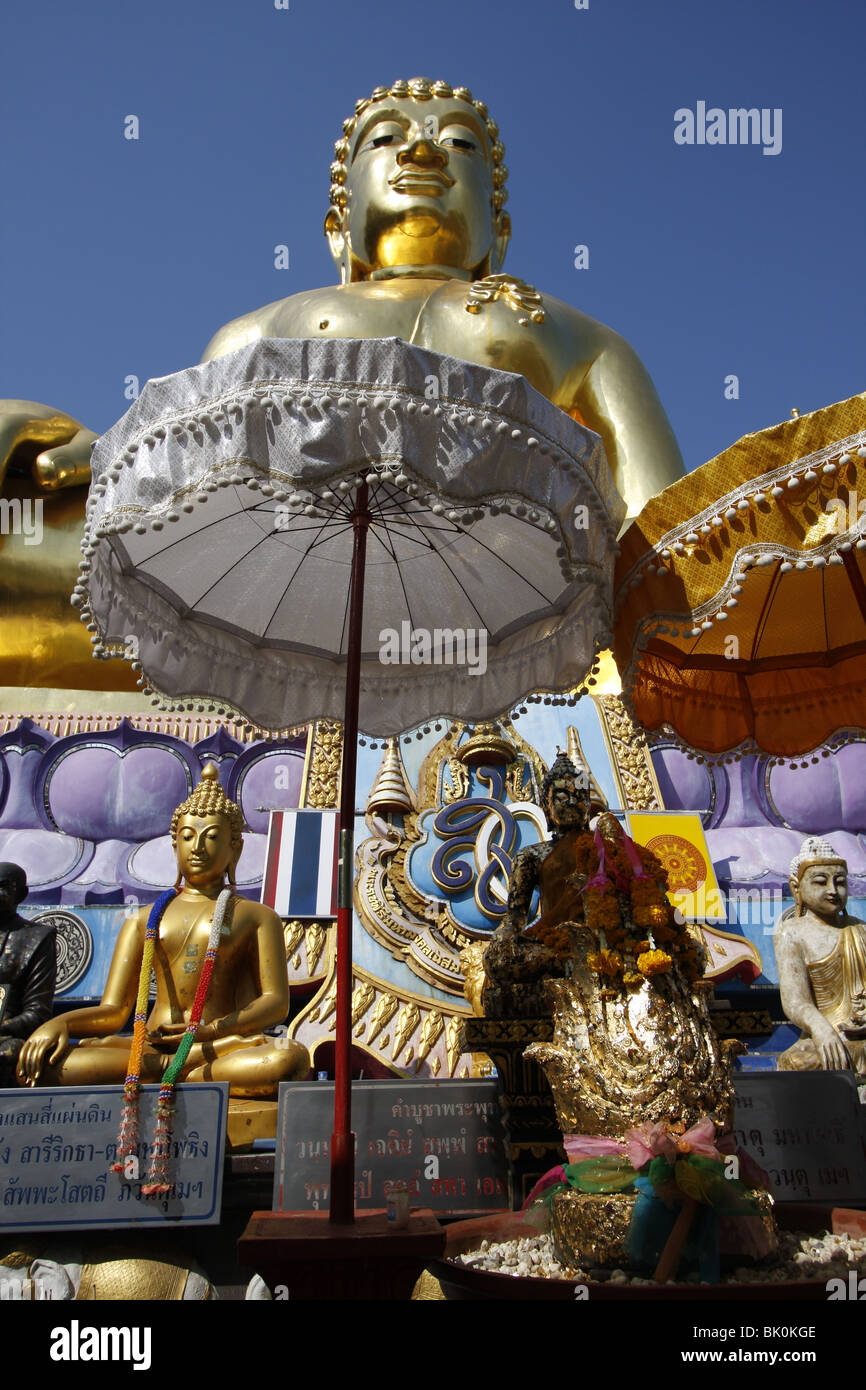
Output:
[
  {"xmin": 776, "ymin": 927, "xmax": 851, "ymax": 1069},
  {"xmin": 576, "ymin": 332, "xmax": 685, "ymax": 521},
  {"xmin": 17, "ymin": 914, "xmax": 143, "ymax": 1082},
  {"xmin": 198, "ymin": 911, "xmax": 290, "ymax": 1041},
  {"xmin": 498, "ymin": 849, "xmax": 540, "ymax": 938}
]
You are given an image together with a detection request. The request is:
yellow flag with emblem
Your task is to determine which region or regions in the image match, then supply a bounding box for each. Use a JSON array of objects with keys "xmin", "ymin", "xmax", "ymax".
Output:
[{"xmin": 626, "ymin": 811, "xmax": 726, "ymax": 923}]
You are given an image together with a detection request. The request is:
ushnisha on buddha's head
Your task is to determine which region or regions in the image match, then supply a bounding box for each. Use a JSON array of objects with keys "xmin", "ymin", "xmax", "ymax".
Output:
[
  {"xmin": 325, "ymin": 77, "xmax": 511, "ymax": 285},
  {"xmin": 169, "ymin": 764, "xmax": 243, "ymax": 893},
  {"xmin": 789, "ymin": 836, "xmax": 848, "ymax": 924}
]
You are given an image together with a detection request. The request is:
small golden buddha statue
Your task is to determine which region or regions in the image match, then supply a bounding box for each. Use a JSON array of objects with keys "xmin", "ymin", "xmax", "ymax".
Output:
[
  {"xmin": 17, "ymin": 765, "xmax": 310, "ymax": 1095},
  {"xmin": 776, "ymin": 837, "xmax": 866, "ymax": 1079}
]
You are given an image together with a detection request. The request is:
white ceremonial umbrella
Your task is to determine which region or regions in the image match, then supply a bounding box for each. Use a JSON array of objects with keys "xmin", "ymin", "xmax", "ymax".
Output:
[{"xmin": 80, "ymin": 336, "xmax": 625, "ymax": 1220}]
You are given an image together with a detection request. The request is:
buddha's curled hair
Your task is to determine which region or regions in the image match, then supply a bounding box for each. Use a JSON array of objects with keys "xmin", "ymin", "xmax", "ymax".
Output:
[{"xmin": 170, "ymin": 763, "xmax": 243, "ymax": 852}]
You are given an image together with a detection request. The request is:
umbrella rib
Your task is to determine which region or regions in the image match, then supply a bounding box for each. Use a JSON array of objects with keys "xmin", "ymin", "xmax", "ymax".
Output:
[
  {"xmin": 374, "ymin": 508, "xmax": 559, "ymax": 627},
  {"xmin": 260, "ymin": 508, "xmax": 347, "ymax": 638},
  {"xmin": 420, "ymin": 537, "xmax": 490, "ymax": 631},
  {"xmin": 134, "ymin": 510, "xmax": 282, "ymax": 611},
  {"xmin": 374, "ymin": 502, "xmax": 559, "ymax": 604},
  {"xmin": 450, "ymin": 520, "xmax": 560, "ymax": 605},
  {"xmin": 367, "ymin": 509, "xmax": 421, "ymax": 633},
  {"xmin": 842, "ymin": 552, "xmax": 866, "ymax": 625},
  {"xmin": 751, "ymin": 565, "xmax": 783, "ymax": 660}
]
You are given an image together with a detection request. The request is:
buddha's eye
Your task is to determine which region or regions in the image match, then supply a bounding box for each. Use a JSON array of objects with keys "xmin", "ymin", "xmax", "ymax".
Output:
[
  {"xmin": 359, "ymin": 124, "xmax": 404, "ymax": 153},
  {"xmin": 438, "ymin": 128, "xmax": 478, "ymax": 152}
]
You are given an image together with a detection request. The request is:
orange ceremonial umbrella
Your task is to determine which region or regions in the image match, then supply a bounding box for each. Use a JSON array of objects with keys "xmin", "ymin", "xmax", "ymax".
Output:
[{"xmin": 614, "ymin": 393, "xmax": 866, "ymax": 756}]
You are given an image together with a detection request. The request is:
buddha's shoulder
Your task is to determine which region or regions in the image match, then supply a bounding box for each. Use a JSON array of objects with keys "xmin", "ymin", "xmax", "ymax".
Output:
[
  {"xmin": 776, "ymin": 914, "xmax": 863, "ymax": 952},
  {"xmin": 230, "ymin": 895, "xmax": 282, "ymax": 932}
]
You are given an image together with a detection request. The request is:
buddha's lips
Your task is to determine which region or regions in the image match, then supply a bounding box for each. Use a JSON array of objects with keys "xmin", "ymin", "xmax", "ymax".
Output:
[{"xmin": 389, "ymin": 170, "xmax": 454, "ymax": 193}]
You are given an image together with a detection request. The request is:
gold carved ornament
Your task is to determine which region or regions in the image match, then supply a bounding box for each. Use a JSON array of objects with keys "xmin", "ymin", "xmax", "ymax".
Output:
[
  {"xmin": 597, "ymin": 695, "xmax": 661, "ymax": 811},
  {"xmin": 289, "ymin": 951, "xmax": 475, "ymax": 1079}
]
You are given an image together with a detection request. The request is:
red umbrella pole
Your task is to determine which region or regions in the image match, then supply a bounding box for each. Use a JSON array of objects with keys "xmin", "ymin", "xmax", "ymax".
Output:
[{"xmin": 330, "ymin": 480, "xmax": 370, "ymax": 1223}]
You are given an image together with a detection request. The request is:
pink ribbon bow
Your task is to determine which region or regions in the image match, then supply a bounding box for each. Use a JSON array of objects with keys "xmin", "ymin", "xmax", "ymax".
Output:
[{"xmin": 625, "ymin": 1117, "xmax": 721, "ymax": 1170}]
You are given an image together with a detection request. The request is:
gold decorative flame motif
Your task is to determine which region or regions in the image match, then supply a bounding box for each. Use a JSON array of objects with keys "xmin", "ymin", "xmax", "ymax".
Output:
[
  {"xmin": 284, "ymin": 919, "xmax": 305, "ymax": 959},
  {"xmin": 304, "ymin": 923, "xmax": 326, "ymax": 973},
  {"xmin": 366, "ymin": 993, "xmax": 399, "ymax": 1046},
  {"xmin": 392, "ymin": 1003, "xmax": 421, "ymax": 1061},
  {"xmin": 416, "ymin": 1010, "xmax": 444, "ymax": 1067},
  {"xmin": 350, "ymin": 982, "xmax": 376, "ymax": 1027},
  {"xmin": 309, "ymin": 979, "xmax": 337, "ymax": 1026},
  {"xmin": 446, "ymin": 1014, "xmax": 464, "ymax": 1077},
  {"xmin": 443, "ymin": 757, "xmax": 469, "ymax": 804}
]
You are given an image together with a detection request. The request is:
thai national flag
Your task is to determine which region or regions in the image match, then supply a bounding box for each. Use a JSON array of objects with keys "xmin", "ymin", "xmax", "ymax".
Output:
[{"xmin": 261, "ymin": 810, "xmax": 340, "ymax": 918}]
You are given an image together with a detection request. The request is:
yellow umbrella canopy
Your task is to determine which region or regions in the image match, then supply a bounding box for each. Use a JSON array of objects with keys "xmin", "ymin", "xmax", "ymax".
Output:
[{"xmin": 614, "ymin": 393, "xmax": 866, "ymax": 756}]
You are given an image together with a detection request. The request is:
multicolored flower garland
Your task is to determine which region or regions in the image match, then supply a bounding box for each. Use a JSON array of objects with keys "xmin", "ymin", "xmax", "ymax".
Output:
[
  {"xmin": 527, "ymin": 825, "xmax": 704, "ymax": 986},
  {"xmin": 579, "ymin": 827, "xmax": 702, "ymax": 985},
  {"xmin": 111, "ymin": 886, "xmax": 231, "ymax": 1194}
]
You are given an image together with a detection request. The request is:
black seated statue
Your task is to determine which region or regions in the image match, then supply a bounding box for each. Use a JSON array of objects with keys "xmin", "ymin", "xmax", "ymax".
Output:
[{"xmin": 0, "ymin": 863, "xmax": 56, "ymax": 1086}]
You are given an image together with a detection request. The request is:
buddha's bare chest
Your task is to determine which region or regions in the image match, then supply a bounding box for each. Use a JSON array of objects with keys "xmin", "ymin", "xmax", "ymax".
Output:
[
  {"xmin": 153, "ymin": 904, "xmax": 244, "ymax": 972},
  {"xmin": 265, "ymin": 285, "xmax": 577, "ymax": 401}
]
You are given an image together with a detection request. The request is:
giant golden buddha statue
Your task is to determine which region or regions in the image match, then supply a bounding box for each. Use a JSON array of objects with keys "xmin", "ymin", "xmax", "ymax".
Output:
[
  {"xmin": 1, "ymin": 77, "xmax": 683, "ymax": 691},
  {"xmin": 203, "ymin": 77, "xmax": 684, "ymax": 518},
  {"xmin": 17, "ymin": 765, "xmax": 310, "ymax": 1095}
]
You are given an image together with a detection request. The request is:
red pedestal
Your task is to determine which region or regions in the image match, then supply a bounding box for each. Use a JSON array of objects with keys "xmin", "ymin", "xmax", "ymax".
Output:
[{"xmin": 238, "ymin": 1208, "xmax": 445, "ymax": 1301}]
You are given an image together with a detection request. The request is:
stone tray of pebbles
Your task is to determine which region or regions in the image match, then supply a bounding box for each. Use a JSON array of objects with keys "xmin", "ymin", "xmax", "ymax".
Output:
[{"xmin": 429, "ymin": 1205, "xmax": 866, "ymax": 1301}]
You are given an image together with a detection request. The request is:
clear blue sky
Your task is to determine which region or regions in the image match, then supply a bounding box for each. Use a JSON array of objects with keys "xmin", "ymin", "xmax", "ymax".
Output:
[{"xmin": 3, "ymin": 0, "xmax": 864, "ymax": 475}]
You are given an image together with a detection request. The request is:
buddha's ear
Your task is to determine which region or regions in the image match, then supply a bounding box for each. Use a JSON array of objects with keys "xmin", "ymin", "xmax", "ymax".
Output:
[
  {"xmin": 485, "ymin": 210, "xmax": 511, "ymax": 275},
  {"xmin": 788, "ymin": 875, "xmax": 801, "ymax": 912},
  {"xmin": 325, "ymin": 208, "xmax": 354, "ymax": 286},
  {"xmin": 228, "ymin": 839, "xmax": 243, "ymax": 890}
]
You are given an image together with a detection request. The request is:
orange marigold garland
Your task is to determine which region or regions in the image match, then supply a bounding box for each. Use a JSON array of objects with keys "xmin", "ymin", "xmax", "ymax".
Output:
[
  {"xmin": 576, "ymin": 826, "xmax": 703, "ymax": 989},
  {"xmin": 587, "ymin": 948, "xmax": 623, "ymax": 979},
  {"xmin": 527, "ymin": 920, "xmax": 573, "ymax": 957},
  {"xmin": 637, "ymin": 948, "xmax": 672, "ymax": 977}
]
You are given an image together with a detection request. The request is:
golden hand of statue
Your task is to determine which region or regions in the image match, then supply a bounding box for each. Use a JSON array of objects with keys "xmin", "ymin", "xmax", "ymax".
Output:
[
  {"xmin": 16, "ymin": 1017, "xmax": 70, "ymax": 1086},
  {"xmin": 147, "ymin": 1020, "xmax": 223, "ymax": 1048},
  {"xmin": 0, "ymin": 401, "xmax": 96, "ymax": 493}
]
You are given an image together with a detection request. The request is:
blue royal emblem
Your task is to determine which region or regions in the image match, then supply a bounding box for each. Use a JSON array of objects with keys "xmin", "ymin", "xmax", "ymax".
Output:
[{"xmin": 406, "ymin": 762, "xmax": 547, "ymax": 934}]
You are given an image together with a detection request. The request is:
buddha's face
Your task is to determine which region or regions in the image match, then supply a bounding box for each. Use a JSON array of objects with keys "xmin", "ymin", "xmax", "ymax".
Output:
[
  {"xmin": 793, "ymin": 862, "xmax": 848, "ymax": 924},
  {"xmin": 175, "ymin": 813, "xmax": 238, "ymax": 891},
  {"xmin": 329, "ymin": 97, "xmax": 508, "ymax": 280},
  {"xmin": 544, "ymin": 782, "xmax": 588, "ymax": 833}
]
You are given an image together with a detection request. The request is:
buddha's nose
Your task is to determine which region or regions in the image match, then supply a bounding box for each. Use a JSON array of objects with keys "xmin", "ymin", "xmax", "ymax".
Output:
[{"xmin": 397, "ymin": 135, "xmax": 447, "ymax": 170}]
